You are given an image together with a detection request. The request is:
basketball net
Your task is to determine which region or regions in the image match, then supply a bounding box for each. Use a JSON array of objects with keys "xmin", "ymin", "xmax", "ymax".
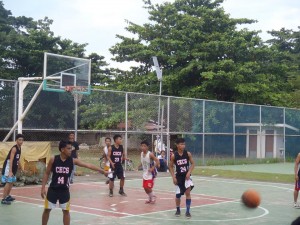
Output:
[{"xmin": 65, "ymin": 86, "xmax": 84, "ymax": 103}]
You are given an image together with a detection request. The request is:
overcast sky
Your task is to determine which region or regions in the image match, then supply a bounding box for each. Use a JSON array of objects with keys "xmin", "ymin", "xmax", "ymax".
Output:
[{"xmin": 2, "ymin": 0, "xmax": 300, "ymax": 69}]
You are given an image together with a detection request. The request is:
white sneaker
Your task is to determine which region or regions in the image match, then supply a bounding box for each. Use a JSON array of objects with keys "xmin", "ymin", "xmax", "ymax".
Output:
[{"xmin": 294, "ymin": 202, "xmax": 300, "ymax": 208}]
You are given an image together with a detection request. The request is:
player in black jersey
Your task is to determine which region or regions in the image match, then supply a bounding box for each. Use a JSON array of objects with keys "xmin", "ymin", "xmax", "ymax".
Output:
[
  {"xmin": 107, "ymin": 134, "xmax": 127, "ymax": 197},
  {"xmin": 169, "ymin": 138, "xmax": 195, "ymax": 219},
  {"xmin": 41, "ymin": 140, "xmax": 108, "ymax": 225},
  {"xmin": 1, "ymin": 134, "xmax": 24, "ymax": 205},
  {"xmin": 68, "ymin": 132, "xmax": 79, "ymax": 184}
]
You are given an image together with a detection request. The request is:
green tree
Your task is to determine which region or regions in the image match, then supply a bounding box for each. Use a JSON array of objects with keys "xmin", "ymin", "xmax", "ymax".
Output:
[
  {"xmin": 109, "ymin": 0, "xmax": 293, "ymax": 107},
  {"xmin": 266, "ymin": 28, "xmax": 300, "ymax": 107},
  {"xmin": 0, "ymin": 1, "xmax": 110, "ymax": 132}
]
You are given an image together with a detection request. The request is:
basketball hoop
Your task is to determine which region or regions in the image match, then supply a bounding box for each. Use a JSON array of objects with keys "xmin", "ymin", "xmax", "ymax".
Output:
[{"xmin": 65, "ymin": 86, "xmax": 85, "ymax": 103}]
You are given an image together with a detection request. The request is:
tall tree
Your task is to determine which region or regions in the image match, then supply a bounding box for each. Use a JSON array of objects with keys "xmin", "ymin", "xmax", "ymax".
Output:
[
  {"xmin": 109, "ymin": 0, "xmax": 293, "ymax": 106},
  {"xmin": 0, "ymin": 1, "xmax": 110, "ymax": 132},
  {"xmin": 267, "ymin": 27, "xmax": 300, "ymax": 107}
]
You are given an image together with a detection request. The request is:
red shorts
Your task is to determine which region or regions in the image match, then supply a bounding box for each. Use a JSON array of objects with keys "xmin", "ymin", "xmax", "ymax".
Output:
[
  {"xmin": 143, "ymin": 179, "xmax": 154, "ymax": 189},
  {"xmin": 295, "ymin": 180, "xmax": 300, "ymax": 191}
]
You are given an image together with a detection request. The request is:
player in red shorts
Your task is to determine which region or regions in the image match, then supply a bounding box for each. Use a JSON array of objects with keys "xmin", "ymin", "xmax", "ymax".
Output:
[{"xmin": 139, "ymin": 140, "xmax": 160, "ymax": 203}]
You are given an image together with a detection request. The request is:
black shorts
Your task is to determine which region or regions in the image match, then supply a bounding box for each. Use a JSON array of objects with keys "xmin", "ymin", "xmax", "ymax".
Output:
[
  {"xmin": 110, "ymin": 164, "xmax": 124, "ymax": 181},
  {"xmin": 46, "ymin": 187, "xmax": 70, "ymax": 206},
  {"xmin": 176, "ymin": 175, "xmax": 194, "ymax": 195}
]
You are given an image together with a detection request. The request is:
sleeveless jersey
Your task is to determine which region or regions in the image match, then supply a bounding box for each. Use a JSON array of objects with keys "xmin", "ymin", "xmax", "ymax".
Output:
[
  {"xmin": 2, "ymin": 144, "xmax": 21, "ymax": 176},
  {"xmin": 111, "ymin": 145, "xmax": 123, "ymax": 165},
  {"xmin": 50, "ymin": 155, "xmax": 73, "ymax": 190},
  {"xmin": 141, "ymin": 151, "xmax": 153, "ymax": 180},
  {"xmin": 174, "ymin": 150, "xmax": 189, "ymax": 176}
]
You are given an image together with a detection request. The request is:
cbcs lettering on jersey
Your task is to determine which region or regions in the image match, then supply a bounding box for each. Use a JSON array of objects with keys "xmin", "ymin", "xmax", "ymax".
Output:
[
  {"xmin": 176, "ymin": 159, "xmax": 188, "ymax": 165},
  {"xmin": 55, "ymin": 167, "xmax": 70, "ymax": 174},
  {"xmin": 113, "ymin": 152, "xmax": 122, "ymax": 156}
]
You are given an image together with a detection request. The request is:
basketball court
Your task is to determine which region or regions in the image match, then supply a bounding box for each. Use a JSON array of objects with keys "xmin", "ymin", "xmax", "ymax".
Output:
[
  {"xmin": 0, "ymin": 173, "xmax": 298, "ymax": 225},
  {"xmin": 1, "ymin": 53, "xmax": 298, "ymax": 225}
]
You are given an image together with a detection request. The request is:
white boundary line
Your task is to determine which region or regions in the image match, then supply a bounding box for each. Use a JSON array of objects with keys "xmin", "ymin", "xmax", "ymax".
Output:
[
  {"xmin": 123, "ymin": 201, "xmax": 269, "ymax": 222},
  {"xmin": 13, "ymin": 200, "xmax": 105, "ymax": 218},
  {"xmin": 3, "ymin": 176, "xmax": 290, "ymax": 222},
  {"xmin": 123, "ymin": 199, "xmax": 239, "ymax": 219},
  {"xmin": 193, "ymin": 177, "xmax": 294, "ymax": 191},
  {"xmin": 77, "ymin": 182, "xmax": 234, "ymax": 202},
  {"xmin": 9, "ymin": 194, "xmax": 134, "ymax": 216}
]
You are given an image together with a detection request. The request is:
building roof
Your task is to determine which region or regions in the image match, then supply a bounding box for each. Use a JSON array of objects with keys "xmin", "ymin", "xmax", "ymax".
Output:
[{"xmin": 235, "ymin": 123, "xmax": 299, "ymax": 132}]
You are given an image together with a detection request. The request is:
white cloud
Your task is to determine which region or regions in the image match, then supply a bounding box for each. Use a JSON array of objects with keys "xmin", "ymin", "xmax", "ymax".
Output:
[
  {"xmin": 2, "ymin": 0, "xmax": 300, "ymax": 70},
  {"xmin": 223, "ymin": 0, "xmax": 300, "ymax": 38}
]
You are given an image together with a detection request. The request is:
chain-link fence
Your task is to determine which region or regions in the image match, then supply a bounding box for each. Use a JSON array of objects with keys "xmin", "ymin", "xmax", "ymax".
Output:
[
  {"xmin": 1, "ymin": 78, "xmax": 300, "ymax": 165},
  {"xmin": 0, "ymin": 79, "xmax": 17, "ymax": 136}
]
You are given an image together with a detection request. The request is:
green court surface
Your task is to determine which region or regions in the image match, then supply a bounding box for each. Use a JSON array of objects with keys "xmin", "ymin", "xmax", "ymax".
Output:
[
  {"xmin": 0, "ymin": 172, "xmax": 298, "ymax": 225},
  {"xmin": 201, "ymin": 162, "xmax": 294, "ymax": 174}
]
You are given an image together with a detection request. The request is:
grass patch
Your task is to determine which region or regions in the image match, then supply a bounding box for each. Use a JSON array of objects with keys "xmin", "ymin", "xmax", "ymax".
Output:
[
  {"xmin": 200, "ymin": 157, "xmax": 286, "ymax": 166},
  {"xmin": 194, "ymin": 167, "xmax": 293, "ymax": 183}
]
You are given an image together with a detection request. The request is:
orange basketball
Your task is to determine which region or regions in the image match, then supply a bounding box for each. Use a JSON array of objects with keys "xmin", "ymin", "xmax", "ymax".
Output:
[{"xmin": 241, "ymin": 189, "xmax": 261, "ymax": 208}]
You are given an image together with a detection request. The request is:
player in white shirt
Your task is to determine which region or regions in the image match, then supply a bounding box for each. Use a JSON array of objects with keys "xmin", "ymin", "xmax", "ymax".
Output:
[
  {"xmin": 139, "ymin": 140, "xmax": 160, "ymax": 204},
  {"xmin": 103, "ymin": 137, "xmax": 112, "ymax": 184}
]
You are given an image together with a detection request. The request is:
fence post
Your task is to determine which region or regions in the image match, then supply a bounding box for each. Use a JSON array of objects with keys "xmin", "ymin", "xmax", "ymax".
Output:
[
  {"xmin": 74, "ymin": 95, "xmax": 78, "ymax": 140},
  {"xmin": 202, "ymin": 100, "xmax": 205, "ymax": 165},
  {"xmin": 13, "ymin": 80, "xmax": 18, "ymax": 141},
  {"xmin": 233, "ymin": 103, "xmax": 236, "ymax": 161},
  {"xmin": 259, "ymin": 105, "xmax": 262, "ymax": 159},
  {"xmin": 283, "ymin": 107, "xmax": 286, "ymax": 163},
  {"xmin": 125, "ymin": 92, "xmax": 128, "ymax": 170},
  {"xmin": 167, "ymin": 96, "xmax": 170, "ymax": 166}
]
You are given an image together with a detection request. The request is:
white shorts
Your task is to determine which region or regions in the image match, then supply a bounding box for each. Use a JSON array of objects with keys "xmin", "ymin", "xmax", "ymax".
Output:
[
  {"xmin": 3, "ymin": 160, "xmax": 10, "ymax": 176},
  {"xmin": 1, "ymin": 160, "xmax": 17, "ymax": 183},
  {"xmin": 107, "ymin": 168, "xmax": 113, "ymax": 179},
  {"xmin": 44, "ymin": 200, "xmax": 70, "ymax": 211},
  {"xmin": 175, "ymin": 178, "xmax": 194, "ymax": 195}
]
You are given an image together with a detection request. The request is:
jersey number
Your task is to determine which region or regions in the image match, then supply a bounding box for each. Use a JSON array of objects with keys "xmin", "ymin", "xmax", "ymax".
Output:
[
  {"xmin": 115, "ymin": 158, "xmax": 120, "ymax": 162},
  {"xmin": 180, "ymin": 166, "xmax": 187, "ymax": 173},
  {"xmin": 57, "ymin": 176, "xmax": 64, "ymax": 184}
]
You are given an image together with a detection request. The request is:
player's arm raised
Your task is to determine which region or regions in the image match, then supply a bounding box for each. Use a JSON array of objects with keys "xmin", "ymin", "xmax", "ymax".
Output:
[
  {"xmin": 73, "ymin": 158, "xmax": 106, "ymax": 175},
  {"xmin": 186, "ymin": 151, "xmax": 195, "ymax": 180},
  {"xmin": 41, "ymin": 156, "xmax": 54, "ymax": 199},
  {"xmin": 295, "ymin": 153, "xmax": 300, "ymax": 181},
  {"xmin": 169, "ymin": 154, "xmax": 177, "ymax": 185}
]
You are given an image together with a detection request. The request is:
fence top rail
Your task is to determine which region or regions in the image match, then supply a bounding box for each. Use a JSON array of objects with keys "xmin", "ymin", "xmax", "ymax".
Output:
[
  {"xmin": 2, "ymin": 78, "xmax": 300, "ymax": 111},
  {"xmin": 0, "ymin": 79, "xmax": 18, "ymax": 82}
]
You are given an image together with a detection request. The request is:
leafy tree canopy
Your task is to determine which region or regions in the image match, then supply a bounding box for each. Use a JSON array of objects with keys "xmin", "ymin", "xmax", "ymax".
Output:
[
  {"xmin": 0, "ymin": 1, "xmax": 108, "ymax": 83},
  {"xmin": 109, "ymin": 0, "xmax": 299, "ymax": 107},
  {"xmin": 0, "ymin": 1, "xmax": 110, "ymax": 131}
]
